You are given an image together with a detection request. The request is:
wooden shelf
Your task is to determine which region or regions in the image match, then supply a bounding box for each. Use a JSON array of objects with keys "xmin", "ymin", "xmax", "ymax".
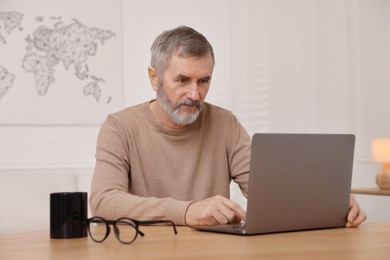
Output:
[{"xmin": 351, "ymin": 187, "xmax": 390, "ymax": 196}]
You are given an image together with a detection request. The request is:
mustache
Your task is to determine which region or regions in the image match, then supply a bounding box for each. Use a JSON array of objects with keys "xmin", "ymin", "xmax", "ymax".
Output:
[{"xmin": 178, "ymin": 98, "xmax": 201, "ymax": 108}]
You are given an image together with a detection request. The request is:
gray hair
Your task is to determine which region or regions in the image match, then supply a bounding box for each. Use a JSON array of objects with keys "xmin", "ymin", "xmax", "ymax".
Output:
[{"xmin": 150, "ymin": 25, "xmax": 215, "ymax": 86}]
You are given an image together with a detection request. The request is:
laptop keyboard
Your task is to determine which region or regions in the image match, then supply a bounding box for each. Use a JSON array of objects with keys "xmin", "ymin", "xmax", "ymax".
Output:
[{"xmin": 217, "ymin": 222, "xmax": 246, "ymax": 232}]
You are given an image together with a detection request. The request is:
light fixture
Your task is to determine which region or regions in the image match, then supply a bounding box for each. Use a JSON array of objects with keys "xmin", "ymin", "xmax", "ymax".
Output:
[{"xmin": 371, "ymin": 138, "xmax": 390, "ymax": 190}]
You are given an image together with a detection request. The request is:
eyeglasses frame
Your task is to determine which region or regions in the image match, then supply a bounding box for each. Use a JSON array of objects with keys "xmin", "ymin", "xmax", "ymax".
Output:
[{"xmin": 85, "ymin": 216, "xmax": 178, "ymax": 244}]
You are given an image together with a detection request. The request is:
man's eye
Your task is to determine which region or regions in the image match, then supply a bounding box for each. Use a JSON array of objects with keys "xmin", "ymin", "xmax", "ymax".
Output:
[
  {"xmin": 199, "ymin": 79, "xmax": 209, "ymax": 85},
  {"xmin": 177, "ymin": 77, "xmax": 188, "ymax": 83}
]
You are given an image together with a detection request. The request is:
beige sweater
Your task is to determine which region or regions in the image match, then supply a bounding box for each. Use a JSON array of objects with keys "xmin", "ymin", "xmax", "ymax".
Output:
[{"xmin": 90, "ymin": 101, "xmax": 251, "ymax": 225}]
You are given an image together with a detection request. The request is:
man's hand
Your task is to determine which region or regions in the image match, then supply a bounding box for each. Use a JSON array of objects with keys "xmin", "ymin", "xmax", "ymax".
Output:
[
  {"xmin": 184, "ymin": 195, "xmax": 246, "ymax": 226},
  {"xmin": 346, "ymin": 194, "xmax": 367, "ymax": 227}
]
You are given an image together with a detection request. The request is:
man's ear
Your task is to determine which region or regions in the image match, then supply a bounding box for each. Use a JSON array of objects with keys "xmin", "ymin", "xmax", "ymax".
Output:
[{"xmin": 148, "ymin": 66, "xmax": 158, "ymax": 91}]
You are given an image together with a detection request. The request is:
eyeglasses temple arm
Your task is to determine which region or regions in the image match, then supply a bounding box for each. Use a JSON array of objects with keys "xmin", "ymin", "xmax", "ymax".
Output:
[
  {"xmin": 137, "ymin": 229, "xmax": 145, "ymax": 236},
  {"xmin": 137, "ymin": 220, "xmax": 178, "ymax": 235}
]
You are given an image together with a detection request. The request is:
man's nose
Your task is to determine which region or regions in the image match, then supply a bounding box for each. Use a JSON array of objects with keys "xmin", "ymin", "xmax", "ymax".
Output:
[{"xmin": 187, "ymin": 82, "xmax": 200, "ymax": 100}]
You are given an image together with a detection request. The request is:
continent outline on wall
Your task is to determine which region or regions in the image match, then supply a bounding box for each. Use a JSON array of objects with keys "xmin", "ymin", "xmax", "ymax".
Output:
[{"xmin": 22, "ymin": 18, "xmax": 116, "ymax": 102}]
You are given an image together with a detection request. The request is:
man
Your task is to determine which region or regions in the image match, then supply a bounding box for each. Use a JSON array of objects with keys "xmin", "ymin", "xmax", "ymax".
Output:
[{"xmin": 90, "ymin": 25, "xmax": 366, "ymax": 227}]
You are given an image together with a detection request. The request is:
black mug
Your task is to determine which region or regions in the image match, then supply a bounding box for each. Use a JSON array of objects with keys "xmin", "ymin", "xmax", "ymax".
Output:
[{"xmin": 50, "ymin": 192, "xmax": 88, "ymax": 239}]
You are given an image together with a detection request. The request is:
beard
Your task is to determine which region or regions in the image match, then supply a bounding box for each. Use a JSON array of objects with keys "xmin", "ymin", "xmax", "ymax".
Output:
[{"xmin": 156, "ymin": 86, "xmax": 203, "ymax": 125}]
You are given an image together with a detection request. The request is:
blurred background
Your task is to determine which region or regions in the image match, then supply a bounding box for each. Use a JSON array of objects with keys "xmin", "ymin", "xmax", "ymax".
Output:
[{"xmin": 1, "ymin": 0, "xmax": 389, "ymax": 234}]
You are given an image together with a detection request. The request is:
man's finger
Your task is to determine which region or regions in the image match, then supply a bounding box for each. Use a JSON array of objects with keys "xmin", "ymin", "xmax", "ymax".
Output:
[{"xmin": 222, "ymin": 198, "xmax": 246, "ymax": 221}]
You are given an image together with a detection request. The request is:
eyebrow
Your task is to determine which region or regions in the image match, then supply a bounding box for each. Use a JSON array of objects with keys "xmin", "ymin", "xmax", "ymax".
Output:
[
  {"xmin": 199, "ymin": 76, "xmax": 211, "ymax": 81},
  {"xmin": 175, "ymin": 74, "xmax": 211, "ymax": 80},
  {"xmin": 175, "ymin": 74, "xmax": 190, "ymax": 80}
]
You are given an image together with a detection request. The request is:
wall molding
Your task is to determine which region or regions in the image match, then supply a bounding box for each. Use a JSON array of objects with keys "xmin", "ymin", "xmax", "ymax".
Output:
[
  {"xmin": 0, "ymin": 162, "xmax": 94, "ymax": 172},
  {"xmin": 358, "ymin": 154, "xmax": 375, "ymax": 164}
]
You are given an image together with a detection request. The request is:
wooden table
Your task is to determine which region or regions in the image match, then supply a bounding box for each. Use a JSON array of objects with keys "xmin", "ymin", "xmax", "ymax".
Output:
[
  {"xmin": 1, "ymin": 223, "xmax": 390, "ymax": 259},
  {"xmin": 351, "ymin": 187, "xmax": 390, "ymax": 196}
]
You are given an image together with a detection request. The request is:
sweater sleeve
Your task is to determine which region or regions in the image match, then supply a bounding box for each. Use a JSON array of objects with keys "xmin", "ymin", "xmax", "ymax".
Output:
[
  {"xmin": 227, "ymin": 114, "xmax": 251, "ymax": 198},
  {"xmin": 89, "ymin": 115, "xmax": 192, "ymax": 225}
]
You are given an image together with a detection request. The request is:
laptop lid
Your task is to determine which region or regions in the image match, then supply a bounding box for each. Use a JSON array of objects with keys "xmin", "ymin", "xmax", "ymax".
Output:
[
  {"xmin": 245, "ymin": 133, "xmax": 355, "ymax": 234},
  {"xmin": 191, "ymin": 133, "xmax": 355, "ymax": 235}
]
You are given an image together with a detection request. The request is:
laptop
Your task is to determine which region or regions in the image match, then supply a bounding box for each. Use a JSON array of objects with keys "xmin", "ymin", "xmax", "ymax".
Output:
[{"xmin": 191, "ymin": 133, "xmax": 355, "ymax": 235}]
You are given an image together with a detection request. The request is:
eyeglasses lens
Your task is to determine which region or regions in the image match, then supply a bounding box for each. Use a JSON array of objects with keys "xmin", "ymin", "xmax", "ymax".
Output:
[
  {"xmin": 88, "ymin": 218, "xmax": 108, "ymax": 242},
  {"xmin": 115, "ymin": 218, "xmax": 138, "ymax": 244}
]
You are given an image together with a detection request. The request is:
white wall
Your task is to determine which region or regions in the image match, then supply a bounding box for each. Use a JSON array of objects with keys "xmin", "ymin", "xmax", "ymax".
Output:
[
  {"xmin": 1, "ymin": 0, "xmax": 389, "ymax": 234},
  {"xmin": 230, "ymin": 0, "xmax": 390, "ymax": 222}
]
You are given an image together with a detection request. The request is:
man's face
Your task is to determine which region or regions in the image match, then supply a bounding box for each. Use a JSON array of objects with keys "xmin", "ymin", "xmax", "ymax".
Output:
[{"xmin": 156, "ymin": 54, "xmax": 213, "ymax": 126}]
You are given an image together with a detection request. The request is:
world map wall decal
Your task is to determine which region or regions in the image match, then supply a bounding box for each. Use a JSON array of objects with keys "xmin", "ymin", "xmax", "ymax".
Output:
[{"xmin": 0, "ymin": 0, "xmax": 123, "ymax": 125}]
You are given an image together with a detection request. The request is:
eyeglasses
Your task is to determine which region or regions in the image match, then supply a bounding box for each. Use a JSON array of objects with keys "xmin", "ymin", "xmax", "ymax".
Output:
[{"xmin": 85, "ymin": 216, "xmax": 178, "ymax": 244}]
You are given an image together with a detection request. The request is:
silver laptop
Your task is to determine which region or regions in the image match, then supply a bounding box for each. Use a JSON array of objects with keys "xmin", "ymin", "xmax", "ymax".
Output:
[{"xmin": 191, "ymin": 133, "xmax": 355, "ymax": 235}]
